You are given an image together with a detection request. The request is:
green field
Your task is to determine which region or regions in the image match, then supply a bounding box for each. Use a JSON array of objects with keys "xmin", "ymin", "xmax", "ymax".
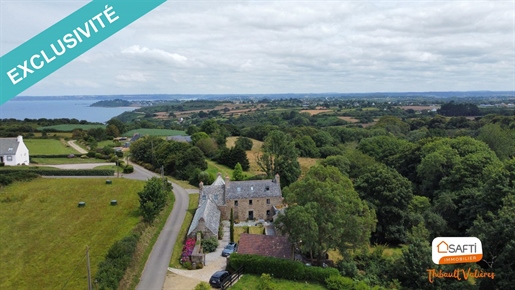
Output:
[
  {"xmin": 24, "ymin": 139, "xmax": 80, "ymax": 155},
  {"xmin": 231, "ymin": 274, "xmax": 327, "ymax": 290},
  {"xmin": 31, "ymin": 158, "xmax": 109, "ymax": 165},
  {"xmin": 206, "ymin": 160, "xmax": 234, "ymax": 180},
  {"xmin": 122, "ymin": 129, "xmax": 186, "ymax": 137},
  {"xmin": 0, "ymin": 178, "xmax": 145, "ymax": 290},
  {"xmin": 37, "ymin": 124, "xmax": 106, "ymax": 131}
]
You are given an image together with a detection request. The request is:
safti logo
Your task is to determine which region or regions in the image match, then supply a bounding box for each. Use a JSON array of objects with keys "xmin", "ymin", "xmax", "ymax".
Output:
[{"xmin": 432, "ymin": 237, "xmax": 482, "ymax": 265}]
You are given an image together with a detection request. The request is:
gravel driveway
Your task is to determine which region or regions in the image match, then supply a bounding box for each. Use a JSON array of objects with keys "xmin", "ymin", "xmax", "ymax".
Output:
[{"xmin": 163, "ymin": 221, "xmax": 231, "ymax": 289}]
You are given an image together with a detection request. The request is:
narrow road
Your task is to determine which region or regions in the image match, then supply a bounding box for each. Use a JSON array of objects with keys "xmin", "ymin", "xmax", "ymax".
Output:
[
  {"xmin": 128, "ymin": 164, "xmax": 190, "ymax": 290},
  {"xmin": 67, "ymin": 140, "xmax": 88, "ymax": 154}
]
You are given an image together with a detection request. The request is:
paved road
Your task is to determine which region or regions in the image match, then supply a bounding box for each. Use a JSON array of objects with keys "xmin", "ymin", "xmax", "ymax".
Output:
[
  {"xmin": 67, "ymin": 140, "xmax": 88, "ymax": 154},
  {"xmin": 129, "ymin": 164, "xmax": 190, "ymax": 290}
]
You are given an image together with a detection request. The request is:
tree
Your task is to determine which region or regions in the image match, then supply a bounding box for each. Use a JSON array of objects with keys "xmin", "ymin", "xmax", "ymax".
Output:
[
  {"xmin": 232, "ymin": 163, "xmax": 245, "ymax": 181},
  {"xmin": 138, "ymin": 177, "xmax": 170, "ymax": 223},
  {"xmin": 235, "ymin": 136, "xmax": 253, "ymax": 150},
  {"xmin": 256, "ymin": 130, "xmax": 301, "ymax": 187},
  {"xmin": 276, "ymin": 165, "xmax": 376, "ymax": 260},
  {"xmin": 106, "ymin": 118, "xmax": 126, "ymax": 134},
  {"xmin": 468, "ymin": 193, "xmax": 515, "ymax": 288},
  {"xmin": 319, "ymin": 155, "xmax": 350, "ymax": 176},
  {"xmin": 195, "ymin": 138, "xmax": 218, "ymax": 158},
  {"xmin": 294, "ymin": 135, "xmax": 320, "ymax": 158},
  {"xmin": 355, "ymin": 164, "xmax": 413, "ymax": 244},
  {"xmin": 230, "ymin": 208, "xmax": 235, "ymax": 243},
  {"xmin": 191, "ymin": 132, "xmax": 210, "ymax": 145},
  {"xmin": 477, "ymin": 123, "xmax": 515, "ymax": 160}
]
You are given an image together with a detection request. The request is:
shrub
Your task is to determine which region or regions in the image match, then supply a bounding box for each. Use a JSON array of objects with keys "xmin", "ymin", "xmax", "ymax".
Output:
[
  {"xmin": 87, "ymin": 151, "xmax": 96, "ymax": 158},
  {"xmin": 123, "ymin": 165, "xmax": 134, "ymax": 174},
  {"xmin": 260, "ymin": 273, "xmax": 274, "ymax": 290},
  {"xmin": 196, "ymin": 262, "xmax": 204, "ymax": 269},
  {"xmin": 183, "ymin": 261, "xmax": 192, "ymax": 270},
  {"xmin": 0, "ymin": 162, "xmax": 4, "ymax": 167},
  {"xmin": 202, "ymin": 237, "xmax": 219, "ymax": 253},
  {"xmin": 95, "ymin": 234, "xmax": 139, "ymax": 290},
  {"xmin": 325, "ymin": 275, "xmax": 354, "ymax": 290},
  {"xmin": 194, "ymin": 281, "xmax": 211, "ymax": 290},
  {"xmin": 228, "ymin": 253, "xmax": 339, "ymax": 284},
  {"xmin": 180, "ymin": 238, "xmax": 196, "ymax": 264},
  {"xmin": 218, "ymin": 222, "xmax": 224, "ymax": 240}
]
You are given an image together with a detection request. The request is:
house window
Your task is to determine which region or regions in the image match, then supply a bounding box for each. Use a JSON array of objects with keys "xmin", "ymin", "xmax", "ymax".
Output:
[
  {"xmin": 234, "ymin": 200, "xmax": 238, "ymax": 206},
  {"xmin": 6, "ymin": 156, "xmax": 12, "ymax": 161},
  {"xmin": 251, "ymin": 186, "xmax": 254, "ymax": 191},
  {"xmin": 249, "ymin": 200, "xmax": 253, "ymax": 205},
  {"xmin": 214, "ymin": 194, "xmax": 219, "ymax": 200},
  {"xmin": 237, "ymin": 187, "xmax": 241, "ymax": 192},
  {"xmin": 8, "ymin": 147, "xmax": 13, "ymax": 151},
  {"xmin": 267, "ymin": 210, "xmax": 271, "ymax": 216},
  {"xmin": 266, "ymin": 199, "xmax": 270, "ymax": 204}
]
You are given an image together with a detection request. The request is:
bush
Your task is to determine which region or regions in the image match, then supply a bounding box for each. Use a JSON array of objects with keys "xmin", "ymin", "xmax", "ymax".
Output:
[
  {"xmin": 180, "ymin": 238, "xmax": 196, "ymax": 264},
  {"xmin": 218, "ymin": 222, "xmax": 224, "ymax": 240},
  {"xmin": 337, "ymin": 259, "xmax": 358, "ymax": 278},
  {"xmin": 202, "ymin": 236, "xmax": 219, "ymax": 253},
  {"xmin": 196, "ymin": 262, "xmax": 204, "ymax": 269},
  {"xmin": 87, "ymin": 151, "xmax": 96, "ymax": 158},
  {"xmin": 0, "ymin": 162, "xmax": 4, "ymax": 167},
  {"xmin": 325, "ymin": 275, "xmax": 354, "ymax": 290},
  {"xmin": 194, "ymin": 281, "xmax": 211, "ymax": 290},
  {"xmin": 95, "ymin": 234, "xmax": 139, "ymax": 290},
  {"xmin": 0, "ymin": 171, "xmax": 39, "ymax": 187},
  {"xmin": 260, "ymin": 273, "xmax": 274, "ymax": 290},
  {"xmin": 183, "ymin": 261, "xmax": 192, "ymax": 270},
  {"xmin": 228, "ymin": 253, "xmax": 339, "ymax": 284},
  {"xmin": 123, "ymin": 165, "xmax": 134, "ymax": 174}
]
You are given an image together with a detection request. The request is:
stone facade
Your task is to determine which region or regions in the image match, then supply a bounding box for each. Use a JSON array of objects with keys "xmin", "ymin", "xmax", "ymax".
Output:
[{"xmin": 199, "ymin": 173, "xmax": 283, "ymax": 221}]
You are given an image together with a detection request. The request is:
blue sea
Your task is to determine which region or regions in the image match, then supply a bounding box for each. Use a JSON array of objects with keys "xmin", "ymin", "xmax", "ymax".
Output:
[{"xmin": 0, "ymin": 99, "xmax": 136, "ymax": 123}]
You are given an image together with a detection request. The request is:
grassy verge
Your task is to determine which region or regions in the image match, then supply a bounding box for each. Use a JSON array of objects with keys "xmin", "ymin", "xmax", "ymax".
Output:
[
  {"xmin": 0, "ymin": 178, "xmax": 145, "ymax": 290},
  {"xmin": 169, "ymin": 193, "xmax": 199, "ymax": 268},
  {"xmin": 31, "ymin": 158, "xmax": 109, "ymax": 165},
  {"xmin": 206, "ymin": 159, "xmax": 234, "ymax": 178},
  {"xmin": 167, "ymin": 176, "xmax": 198, "ymax": 190},
  {"xmin": 231, "ymin": 274, "xmax": 327, "ymax": 290},
  {"xmin": 120, "ymin": 189, "xmax": 176, "ymax": 290}
]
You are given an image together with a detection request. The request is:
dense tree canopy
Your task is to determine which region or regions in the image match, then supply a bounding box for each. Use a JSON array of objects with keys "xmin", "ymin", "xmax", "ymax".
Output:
[{"xmin": 277, "ymin": 166, "xmax": 376, "ymax": 260}]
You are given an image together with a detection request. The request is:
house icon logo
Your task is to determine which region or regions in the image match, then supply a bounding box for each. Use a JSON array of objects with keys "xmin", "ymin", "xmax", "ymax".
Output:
[
  {"xmin": 437, "ymin": 241, "xmax": 448, "ymax": 253},
  {"xmin": 432, "ymin": 237, "xmax": 483, "ymax": 265}
]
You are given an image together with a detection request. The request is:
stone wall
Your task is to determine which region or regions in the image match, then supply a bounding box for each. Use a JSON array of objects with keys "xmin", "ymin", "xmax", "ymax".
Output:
[{"xmin": 223, "ymin": 196, "xmax": 283, "ymax": 221}]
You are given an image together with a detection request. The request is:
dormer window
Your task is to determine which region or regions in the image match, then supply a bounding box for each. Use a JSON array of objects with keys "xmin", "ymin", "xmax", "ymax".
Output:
[
  {"xmin": 8, "ymin": 148, "xmax": 13, "ymax": 151},
  {"xmin": 237, "ymin": 187, "xmax": 241, "ymax": 192},
  {"xmin": 214, "ymin": 194, "xmax": 219, "ymax": 200},
  {"xmin": 265, "ymin": 186, "xmax": 270, "ymax": 191},
  {"xmin": 201, "ymin": 195, "xmax": 206, "ymax": 200},
  {"xmin": 251, "ymin": 186, "xmax": 253, "ymax": 191}
]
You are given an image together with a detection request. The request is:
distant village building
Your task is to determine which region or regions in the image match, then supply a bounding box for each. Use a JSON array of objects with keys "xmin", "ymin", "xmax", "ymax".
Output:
[
  {"xmin": 166, "ymin": 135, "xmax": 192, "ymax": 143},
  {"xmin": 0, "ymin": 135, "xmax": 30, "ymax": 166}
]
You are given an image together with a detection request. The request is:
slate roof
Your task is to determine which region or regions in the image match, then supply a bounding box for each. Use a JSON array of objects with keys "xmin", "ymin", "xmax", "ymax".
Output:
[
  {"xmin": 200, "ymin": 175, "xmax": 226, "ymax": 206},
  {"xmin": 237, "ymin": 234, "xmax": 293, "ymax": 259},
  {"xmin": 187, "ymin": 198, "xmax": 221, "ymax": 236},
  {"xmin": 0, "ymin": 138, "xmax": 20, "ymax": 155},
  {"xmin": 225, "ymin": 179, "xmax": 281, "ymax": 200},
  {"xmin": 166, "ymin": 135, "xmax": 192, "ymax": 143}
]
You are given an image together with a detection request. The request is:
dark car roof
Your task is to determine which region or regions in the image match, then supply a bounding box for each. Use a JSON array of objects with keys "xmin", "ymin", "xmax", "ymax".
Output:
[{"xmin": 212, "ymin": 270, "xmax": 229, "ymax": 278}]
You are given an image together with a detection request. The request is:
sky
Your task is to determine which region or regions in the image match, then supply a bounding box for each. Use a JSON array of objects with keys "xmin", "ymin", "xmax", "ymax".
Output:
[{"xmin": 1, "ymin": 0, "xmax": 514, "ymax": 96}]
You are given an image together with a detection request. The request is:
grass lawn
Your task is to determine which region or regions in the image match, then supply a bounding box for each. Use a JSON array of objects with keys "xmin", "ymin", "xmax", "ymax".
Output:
[
  {"xmin": 206, "ymin": 159, "xmax": 234, "ymax": 179},
  {"xmin": 233, "ymin": 226, "xmax": 264, "ymax": 243},
  {"xmin": 24, "ymin": 139, "xmax": 80, "ymax": 155},
  {"xmin": 123, "ymin": 129, "xmax": 186, "ymax": 137},
  {"xmin": 169, "ymin": 193, "xmax": 199, "ymax": 268},
  {"xmin": 37, "ymin": 124, "xmax": 106, "ymax": 131},
  {"xmin": 231, "ymin": 274, "xmax": 327, "ymax": 290},
  {"xmin": 31, "ymin": 158, "xmax": 109, "ymax": 165},
  {"xmin": 0, "ymin": 178, "xmax": 145, "ymax": 290},
  {"xmin": 97, "ymin": 140, "xmax": 118, "ymax": 148}
]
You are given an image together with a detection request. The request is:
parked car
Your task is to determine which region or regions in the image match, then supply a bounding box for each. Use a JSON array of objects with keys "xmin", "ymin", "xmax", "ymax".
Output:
[
  {"xmin": 209, "ymin": 270, "xmax": 230, "ymax": 288},
  {"xmin": 221, "ymin": 242, "xmax": 238, "ymax": 257}
]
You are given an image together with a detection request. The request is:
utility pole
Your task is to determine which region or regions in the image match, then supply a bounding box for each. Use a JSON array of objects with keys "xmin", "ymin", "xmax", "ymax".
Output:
[{"xmin": 86, "ymin": 246, "xmax": 93, "ymax": 290}]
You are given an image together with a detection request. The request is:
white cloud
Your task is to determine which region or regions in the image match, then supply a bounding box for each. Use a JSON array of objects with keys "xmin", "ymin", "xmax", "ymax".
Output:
[{"xmin": 1, "ymin": 0, "xmax": 513, "ymax": 95}]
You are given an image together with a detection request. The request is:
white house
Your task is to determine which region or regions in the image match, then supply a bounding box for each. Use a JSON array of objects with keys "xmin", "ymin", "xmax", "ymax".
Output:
[{"xmin": 0, "ymin": 136, "xmax": 30, "ymax": 166}]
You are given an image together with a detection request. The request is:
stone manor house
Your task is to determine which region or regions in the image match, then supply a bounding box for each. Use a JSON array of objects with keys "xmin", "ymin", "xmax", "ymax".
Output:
[{"xmin": 187, "ymin": 173, "xmax": 283, "ymax": 239}]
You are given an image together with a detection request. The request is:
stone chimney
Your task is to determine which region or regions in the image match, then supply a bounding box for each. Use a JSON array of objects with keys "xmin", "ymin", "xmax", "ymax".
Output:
[
  {"xmin": 225, "ymin": 175, "xmax": 230, "ymax": 188},
  {"xmin": 217, "ymin": 172, "xmax": 222, "ymax": 178},
  {"xmin": 17, "ymin": 135, "xmax": 23, "ymax": 143},
  {"xmin": 275, "ymin": 173, "xmax": 280, "ymax": 184},
  {"xmin": 199, "ymin": 181, "xmax": 204, "ymax": 190}
]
